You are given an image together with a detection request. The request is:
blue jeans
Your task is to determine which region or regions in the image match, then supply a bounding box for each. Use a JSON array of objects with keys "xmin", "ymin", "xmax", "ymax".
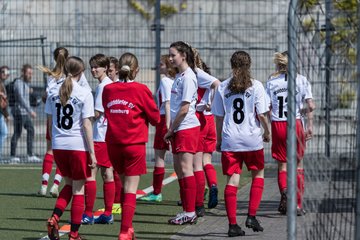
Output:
[
  {"xmin": 0, "ymin": 114, "xmax": 8, "ymax": 157},
  {"xmin": 11, "ymin": 114, "xmax": 34, "ymax": 156}
]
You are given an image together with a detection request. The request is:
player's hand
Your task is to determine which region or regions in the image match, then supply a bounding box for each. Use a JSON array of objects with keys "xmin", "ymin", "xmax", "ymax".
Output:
[
  {"xmin": 30, "ymin": 111, "xmax": 37, "ymax": 118},
  {"xmin": 164, "ymin": 130, "xmax": 173, "ymax": 144},
  {"xmin": 263, "ymin": 131, "xmax": 271, "ymax": 142},
  {"xmin": 305, "ymin": 128, "xmax": 313, "ymax": 141},
  {"xmin": 88, "ymin": 153, "xmax": 97, "ymax": 169}
]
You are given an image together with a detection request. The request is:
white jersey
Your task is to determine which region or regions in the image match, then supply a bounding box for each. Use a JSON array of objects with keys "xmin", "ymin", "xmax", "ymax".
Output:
[
  {"xmin": 156, "ymin": 76, "xmax": 173, "ymax": 115},
  {"xmin": 78, "ymin": 73, "xmax": 92, "ymax": 91},
  {"xmin": 196, "ymin": 68, "xmax": 217, "ymax": 112},
  {"xmin": 266, "ymin": 73, "xmax": 313, "ymax": 121},
  {"xmin": 170, "ymin": 67, "xmax": 200, "ymax": 132},
  {"xmin": 212, "ymin": 78, "xmax": 269, "ymax": 152},
  {"xmin": 46, "ymin": 76, "xmax": 65, "ymax": 94},
  {"xmin": 203, "ymin": 88, "xmax": 215, "ymax": 116},
  {"xmin": 93, "ymin": 76, "xmax": 113, "ymax": 142},
  {"xmin": 45, "ymin": 80, "xmax": 94, "ymax": 151}
]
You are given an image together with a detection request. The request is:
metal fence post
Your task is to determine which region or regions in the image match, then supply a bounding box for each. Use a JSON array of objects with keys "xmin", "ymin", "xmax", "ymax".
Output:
[
  {"xmin": 325, "ymin": 0, "xmax": 332, "ymax": 158},
  {"xmin": 154, "ymin": 0, "xmax": 161, "ymax": 92},
  {"xmin": 355, "ymin": 1, "xmax": 360, "ymax": 238},
  {"xmin": 287, "ymin": 0, "xmax": 297, "ymax": 239}
]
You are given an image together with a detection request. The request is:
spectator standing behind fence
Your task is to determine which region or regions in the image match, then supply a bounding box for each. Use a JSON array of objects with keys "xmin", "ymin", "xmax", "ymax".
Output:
[
  {"xmin": 10, "ymin": 64, "xmax": 41, "ymax": 163},
  {"xmin": 212, "ymin": 51, "xmax": 271, "ymax": 237},
  {"xmin": 0, "ymin": 66, "xmax": 10, "ymax": 160},
  {"xmin": 265, "ymin": 51, "xmax": 315, "ymax": 216}
]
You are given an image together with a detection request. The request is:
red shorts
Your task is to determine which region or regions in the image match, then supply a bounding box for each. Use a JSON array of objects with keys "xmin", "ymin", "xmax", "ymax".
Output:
[
  {"xmin": 153, "ymin": 115, "xmax": 170, "ymax": 150},
  {"xmin": 107, "ymin": 143, "xmax": 147, "ymax": 176},
  {"xmin": 221, "ymin": 149, "xmax": 265, "ymax": 176},
  {"xmin": 271, "ymin": 120, "xmax": 305, "ymax": 162},
  {"xmin": 46, "ymin": 120, "xmax": 51, "ymax": 141},
  {"xmin": 196, "ymin": 111, "xmax": 207, "ymax": 152},
  {"xmin": 53, "ymin": 149, "xmax": 91, "ymax": 180},
  {"xmin": 203, "ymin": 115, "xmax": 216, "ymax": 153},
  {"xmin": 94, "ymin": 142, "xmax": 112, "ymax": 168},
  {"xmin": 171, "ymin": 126, "xmax": 200, "ymax": 154}
]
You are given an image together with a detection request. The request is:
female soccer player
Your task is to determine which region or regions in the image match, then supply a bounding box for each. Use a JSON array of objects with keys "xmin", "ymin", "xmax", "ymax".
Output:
[
  {"xmin": 192, "ymin": 48, "xmax": 220, "ymax": 214},
  {"xmin": 212, "ymin": 50, "xmax": 271, "ymax": 237},
  {"xmin": 141, "ymin": 54, "xmax": 176, "ymax": 202},
  {"xmin": 38, "ymin": 47, "xmax": 68, "ymax": 198},
  {"xmin": 102, "ymin": 52, "xmax": 159, "ymax": 240},
  {"xmin": 266, "ymin": 51, "xmax": 315, "ymax": 216},
  {"xmin": 45, "ymin": 56, "xmax": 96, "ymax": 240},
  {"xmin": 165, "ymin": 41, "xmax": 200, "ymax": 225},
  {"xmin": 81, "ymin": 54, "xmax": 115, "ymax": 225}
]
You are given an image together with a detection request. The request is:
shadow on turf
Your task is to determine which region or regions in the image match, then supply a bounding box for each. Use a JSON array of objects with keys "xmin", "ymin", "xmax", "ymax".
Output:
[{"xmin": 0, "ymin": 192, "xmax": 48, "ymax": 198}]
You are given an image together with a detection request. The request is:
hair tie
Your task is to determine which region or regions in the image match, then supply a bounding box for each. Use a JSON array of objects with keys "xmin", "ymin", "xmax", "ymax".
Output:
[
  {"xmin": 68, "ymin": 73, "xmax": 73, "ymax": 77},
  {"xmin": 121, "ymin": 65, "xmax": 130, "ymax": 72}
]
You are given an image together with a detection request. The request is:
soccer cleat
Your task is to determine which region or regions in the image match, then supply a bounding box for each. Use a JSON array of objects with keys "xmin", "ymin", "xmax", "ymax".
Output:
[
  {"xmin": 94, "ymin": 213, "xmax": 114, "ymax": 224},
  {"xmin": 112, "ymin": 203, "xmax": 122, "ymax": 214},
  {"xmin": 278, "ymin": 190, "xmax": 287, "ymax": 215},
  {"xmin": 81, "ymin": 213, "xmax": 94, "ymax": 225},
  {"xmin": 47, "ymin": 215, "xmax": 60, "ymax": 240},
  {"xmin": 118, "ymin": 227, "xmax": 135, "ymax": 240},
  {"xmin": 228, "ymin": 223, "xmax": 245, "ymax": 237},
  {"xmin": 168, "ymin": 212, "xmax": 197, "ymax": 225},
  {"xmin": 50, "ymin": 184, "xmax": 59, "ymax": 198},
  {"xmin": 245, "ymin": 215, "xmax": 264, "ymax": 232},
  {"xmin": 297, "ymin": 207, "xmax": 306, "ymax": 216},
  {"xmin": 140, "ymin": 193, "xmax": 163, "ymax": 202},
  {"xmin": 68, "ymin": 233, "xmax": 86, "ymax": 240},
  {"xmin": 195, "ymin": 205, "xmax": 205, "ymax": 217},
  {"xmin": 208, "ymin": 184, "xmax": 218, "ymax": 209},
  {"xmin": 38, "ymin": 184, "xmax": 47, "ymax": 196}
]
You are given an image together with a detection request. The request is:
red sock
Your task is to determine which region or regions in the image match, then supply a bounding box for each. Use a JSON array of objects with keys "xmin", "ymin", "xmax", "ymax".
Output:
[
  {"xmin": 114, "ymin": 171, "xmax": 122, "ymax": 204},
  {"xmin": 178, "ymin": 178, "xmax": 185, "ymax": 211},
  {"xmin": 41, "ymin": 153, "xmax": 54, "ymax": 185},
  {"xmin": 194, "ymin": 171, "xmax": 205, "ymax": 207},
  {"xmin": 103, "ymin": 181, "xmax": 115, "ymax": 216},
  {"xmin": 224, "ymin": 185, "xmax": 238, "ymax": 225},
  {"xmin": 84, "ymin": 180, "xmax": 96, "ymax": 216},
  {"xmin": 203, "ymin": 164, "xmax": 218, "ymax": 187},
  {"xmin": 248, "ymin": 178, "xmax": 264, "ymax": 216},
  {"xmin": 71, "ymin": 194, "xmax": 84, "ymax": 225},
  {"xmin": 183, "ymin": 176, "xmax": 196, "ymax": 212},
  {"xmin": 55, "ymin": 184, "xmax": 72, "ymax": 212},
  {"xmin": 297, "ymin": 169, "xmax": 305, "ymax": 208},
  {"xmin": 278, "ymin": 171, "xmax": 287, "ymax": 193},
  {"xmin": 120, "ymin": 193, "xmax": 136, "ymax": 234},
  {"xmin": 153, "ymin": 167, "xmax": 165, "ymax": 195}
]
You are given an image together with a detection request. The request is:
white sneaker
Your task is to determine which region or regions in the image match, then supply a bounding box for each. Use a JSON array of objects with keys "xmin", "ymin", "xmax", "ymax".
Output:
[
  {"xmin": 28, "ymin": 155, "xmax": 42, "ymax": 163},
  {"xmin": 9, "ymin": 156, "xmax": 20, "ymax": 164},
  {"xmin": 38, "ymin": 184, "xmax": 47, "ymax": 196},
  {"xmin": 49, "ymin": 184, "xmax": 59, "ymax": 198}
]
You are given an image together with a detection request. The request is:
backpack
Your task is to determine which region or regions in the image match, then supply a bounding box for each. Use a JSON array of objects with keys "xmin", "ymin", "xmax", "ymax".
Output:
[{"xmin": 5, "ymin": 79, "xmax": 18, "ymax": 107}]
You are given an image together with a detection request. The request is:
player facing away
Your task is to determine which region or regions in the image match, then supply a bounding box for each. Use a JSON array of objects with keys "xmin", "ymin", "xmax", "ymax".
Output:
[
  {"xmin": 37, "ymin": 47, "xmax": 68, "ymax": 198},
  {"xmin": 192, "ymin": 47, "xmax": 220, "ymax": 213},
  {"xmin": 102, "ymin": 52, "xmax": 160, "ymax": 240},
  {"xmin": 81, "ymin": 54, "xmax": 115, "ymax": 225},
  {"xmin": 141, "ymin": 54, "xmax": 176, "ymax": 202},
  {"xmin": 164, "ymin": 41, "xmax": 200, "ymax": 225},
  {"xmin": 212, "ymin": 51, "xmax": 271, "ymax": 237},
  {"xmin": 266, "ymin": 51, "xmax": 315, "ymax": 216},
  {"xmin": 45, "ymin": 56, "xmax": 96, "ymax": 240}
]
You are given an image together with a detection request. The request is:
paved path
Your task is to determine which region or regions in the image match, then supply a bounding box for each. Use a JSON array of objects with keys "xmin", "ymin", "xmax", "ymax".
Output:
[{"xmin": 171, "ymin": 168, "xmax": 306, "ymax": 240}]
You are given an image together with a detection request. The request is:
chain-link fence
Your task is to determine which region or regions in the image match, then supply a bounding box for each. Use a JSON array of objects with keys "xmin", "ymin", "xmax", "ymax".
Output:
[{"xmin": 0, "ymin": 1, "xmax": 358, "ymax": 238}]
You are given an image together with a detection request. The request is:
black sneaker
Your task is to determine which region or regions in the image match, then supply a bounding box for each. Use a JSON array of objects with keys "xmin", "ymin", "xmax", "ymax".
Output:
[
  {"xmin": 208, "ymin": 184, "xmax": 218, "ymax": 209},
  {"xmin": 228, "ymin": 223, "xmax": 245, "ymax": 237},
  {"xmin": 245, "ymin": 215, "xmax": 264, "ymax": 232},
  {"xmin": 177, "ymin": 200, "xmax": 182, "ymax": 206},
  {"xmin": 195, "ymin": 205, "xmax": 205, "ymax": 217},
  {"xmin": 278, "ymin": 190, "xmax": 287, "ymax": 215},
  {"xmin": 297, "ymin": 207, "xmax": 306, "ymax": 216}
]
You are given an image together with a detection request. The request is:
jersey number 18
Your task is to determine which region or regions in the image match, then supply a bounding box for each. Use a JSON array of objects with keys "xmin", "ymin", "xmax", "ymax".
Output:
[{"xmin": 55, "ymin": 103, "xmax": 74, "ymax": 130}]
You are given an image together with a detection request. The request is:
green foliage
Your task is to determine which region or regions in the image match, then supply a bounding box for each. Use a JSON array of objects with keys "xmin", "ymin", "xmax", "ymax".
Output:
[
  {"xmin": 333, "ymin": 0, "xmax": 357, "ymax": 12},
  {"xmin": 160, "ymin": 4, "xmax": 178, "ymax": 18},
  {"xmin": 299, "ymin": 0, "xmax": 319, "ymax": 9},
  {"xmin": 338, "ymin": 89, "xmax": 356, "ymax": 108},
  {"xmin": 128, "ymin": 0, "xmax": 186, "ymax": 20}
]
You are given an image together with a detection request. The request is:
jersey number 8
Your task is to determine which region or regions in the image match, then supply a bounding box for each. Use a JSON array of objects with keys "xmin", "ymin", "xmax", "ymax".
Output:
[
  {"xmin": 55, "ymin": 103, "xmax": 74, "ymax": 130},
  {"xmin": 233, "ymin": 98, "xmax": 245, "ymax": 124}
]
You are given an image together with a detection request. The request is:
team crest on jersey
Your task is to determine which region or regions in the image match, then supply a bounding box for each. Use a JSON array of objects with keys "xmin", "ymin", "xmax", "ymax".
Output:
[{"xmin": 245, "ymin": 92, "xmax": 251, "ymax": 98}]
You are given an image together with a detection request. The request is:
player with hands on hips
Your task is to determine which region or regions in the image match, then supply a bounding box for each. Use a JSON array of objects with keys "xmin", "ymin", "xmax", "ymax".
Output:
[
  {"xmin": 212, "ymin": 51, "xmax": 270, "ymax": 237},
  {"xmin": 45, "ymin": 56, "xmax": 96, "ymax": 240}
]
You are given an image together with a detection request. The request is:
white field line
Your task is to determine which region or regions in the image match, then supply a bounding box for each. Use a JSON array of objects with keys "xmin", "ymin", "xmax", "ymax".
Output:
[{"xmin": 39, "ymin": 172, "xmax": 178, "ymax": 240}]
